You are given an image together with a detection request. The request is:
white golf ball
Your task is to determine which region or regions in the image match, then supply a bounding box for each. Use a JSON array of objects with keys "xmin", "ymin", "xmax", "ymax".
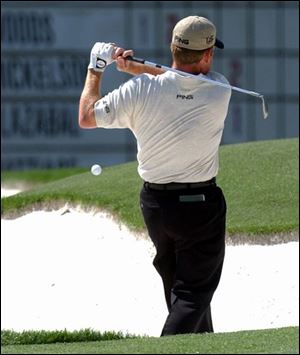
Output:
[{"xmin": 91, "ymin": 164, "xmax": 102, "ymax": 176}]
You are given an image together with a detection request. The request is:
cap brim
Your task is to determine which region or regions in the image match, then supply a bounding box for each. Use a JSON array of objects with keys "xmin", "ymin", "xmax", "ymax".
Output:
[{"xmin": 215, "ymin": 38, "xmax": 224, "ymax": 49}]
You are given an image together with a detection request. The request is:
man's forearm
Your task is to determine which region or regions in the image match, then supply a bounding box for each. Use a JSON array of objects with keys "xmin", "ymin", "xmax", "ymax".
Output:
[
  {"xmin": 120, "ymin": 60, "xmax": 165, "ymax": 76},
  {"xmin": 130, "ymin": 62, "xmax": 164, "ymax": 76},
  {"xmin": 78, "ymin": 69, "xmax": 102, "ymax": 128}
]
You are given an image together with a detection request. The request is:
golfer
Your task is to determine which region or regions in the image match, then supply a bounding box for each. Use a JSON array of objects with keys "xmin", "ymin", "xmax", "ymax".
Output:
[{"xmin": 79, "ymin": 15, "xmax": 231, "ymax": 335}]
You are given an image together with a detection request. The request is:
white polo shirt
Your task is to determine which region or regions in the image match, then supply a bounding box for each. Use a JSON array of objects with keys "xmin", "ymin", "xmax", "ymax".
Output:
[{"xmin": 94, "ymin": 71, "xmax": 231, "ymax": 183}]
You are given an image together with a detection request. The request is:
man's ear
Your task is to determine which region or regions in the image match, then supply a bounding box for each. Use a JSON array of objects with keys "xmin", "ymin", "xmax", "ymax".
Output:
[{"xmin": 203, "ymin": 48, "xmax": 213, "ymax": 63}]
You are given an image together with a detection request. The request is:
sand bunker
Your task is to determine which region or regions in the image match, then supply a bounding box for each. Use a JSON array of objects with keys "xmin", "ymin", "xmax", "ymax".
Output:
[{"xmin": 1, "ymin": 201, "xmax": 298, "ymax": 337}]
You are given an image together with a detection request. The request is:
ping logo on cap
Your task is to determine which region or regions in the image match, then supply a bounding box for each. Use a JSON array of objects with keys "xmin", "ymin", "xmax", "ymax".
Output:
[{"xmin": 174, "ymin": 35, "xmax": 189, "ymax": 45}]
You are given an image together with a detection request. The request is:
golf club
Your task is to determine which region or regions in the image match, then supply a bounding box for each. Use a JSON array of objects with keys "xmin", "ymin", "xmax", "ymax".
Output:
[{"xmin": 126, "ymin": 56, "xmax": 269, "ymax": 119}]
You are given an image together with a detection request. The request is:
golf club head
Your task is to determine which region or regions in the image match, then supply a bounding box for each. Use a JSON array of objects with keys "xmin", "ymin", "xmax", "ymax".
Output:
[{"xmin": 260, "ymin": 96, "xmax": 269, "ymax": 119}]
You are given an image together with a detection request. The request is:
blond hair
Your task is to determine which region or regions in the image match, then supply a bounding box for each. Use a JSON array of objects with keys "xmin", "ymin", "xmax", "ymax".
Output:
[{"xmin": 170, "ymin": 43, "xmax": 209, "ymax": 65}]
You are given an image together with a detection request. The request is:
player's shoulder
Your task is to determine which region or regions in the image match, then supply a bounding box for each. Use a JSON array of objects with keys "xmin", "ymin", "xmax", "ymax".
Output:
[
  {"xmin": 117, "ymin": 74, "xmax": 152, "ymax": 92},
  {"xmin": 207, "ymin": 71, "xmax": 230, "ymax": 85},
  {"xmin": 125, "ymin": 73, "xmax": 157, "ymax": 86},
  {"xmin": 127, "ymin": 73, "xmax": 168, "ymax": 89},
  {"xmin": 137, "ymin": 73, "xmax": 165, "ymax": 82}
]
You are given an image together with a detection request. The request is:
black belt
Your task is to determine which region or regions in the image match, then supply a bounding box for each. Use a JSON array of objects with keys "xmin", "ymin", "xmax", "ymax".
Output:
[{"xmin": 144, "ymin": 177, "xmax": 216, "ymax": 191}]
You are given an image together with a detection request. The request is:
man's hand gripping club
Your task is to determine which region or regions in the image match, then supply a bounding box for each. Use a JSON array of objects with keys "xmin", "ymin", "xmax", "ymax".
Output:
[
  {"xmin": 87, "ymin": 42, "xmax": 133, "ymax": 72},
  {"xmin": 87, "ymin": 42, "xmax": 164, "ymax": 76}
]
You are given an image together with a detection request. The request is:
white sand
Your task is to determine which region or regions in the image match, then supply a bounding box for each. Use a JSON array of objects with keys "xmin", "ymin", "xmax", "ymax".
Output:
[
  {"xmin": 1, "ymin": 187, "xmax": 23, "ymax": 198},
  {"xmin": 1, "ymin": 188, "xmax": 299, "ymax": 337}
]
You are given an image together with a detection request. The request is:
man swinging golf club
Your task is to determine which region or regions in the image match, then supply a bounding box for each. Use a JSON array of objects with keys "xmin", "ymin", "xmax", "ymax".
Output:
[{"xmin": 79, "ymin": 15, "xmax": 231, "ymax": 335}]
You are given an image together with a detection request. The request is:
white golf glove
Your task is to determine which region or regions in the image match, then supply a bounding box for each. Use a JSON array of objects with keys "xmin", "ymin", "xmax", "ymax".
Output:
[{"xmin": 88, "ymin": 42, "xmax": 115, "ymax": 72}]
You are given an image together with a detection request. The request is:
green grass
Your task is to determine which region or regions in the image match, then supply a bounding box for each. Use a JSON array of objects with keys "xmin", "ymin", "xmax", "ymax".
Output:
[
  {"xmin": 1, "ymin": 327, "xmax": 298, "ymax": 354},
  {"xmin": 1, "ymin": 138, "xmax": 299, "ymax": 235},
  {"xmin": 1, "ymin": 167, "xmax": 86, "ymax": 185},
  {"xmin": 218, "ymin": 138, "xmax": 299, "ymax": 234}
]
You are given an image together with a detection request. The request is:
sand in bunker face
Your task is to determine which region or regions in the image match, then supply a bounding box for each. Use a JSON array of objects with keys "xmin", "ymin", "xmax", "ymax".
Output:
[{"xmin": 1, "ymin": 206, "xmax": 299, "ymax": 336}]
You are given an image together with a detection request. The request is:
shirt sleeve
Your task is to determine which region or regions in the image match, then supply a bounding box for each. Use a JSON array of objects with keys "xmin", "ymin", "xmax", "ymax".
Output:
[{"xmin": 94, "ymin": 77, "xmax": 139, "ymax": 130}]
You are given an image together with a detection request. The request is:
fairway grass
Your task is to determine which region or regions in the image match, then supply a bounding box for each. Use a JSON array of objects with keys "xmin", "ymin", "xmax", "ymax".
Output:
[
  {"xmin": 2, "ymin": 138, "xmax": 299, "ymax": 237},
  {"xmin": 1, "ymin": 327, "xmax": 298, "ymax": 354}
]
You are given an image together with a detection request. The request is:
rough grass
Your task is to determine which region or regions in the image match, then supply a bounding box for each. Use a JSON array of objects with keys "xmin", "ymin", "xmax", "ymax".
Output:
[{"xmin": 1, "ymin": 329, "xmax": 137, "ymax": 346}]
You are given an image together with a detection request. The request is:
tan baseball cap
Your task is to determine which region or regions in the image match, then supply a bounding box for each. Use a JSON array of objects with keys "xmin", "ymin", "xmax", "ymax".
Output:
[{"xmin": 172, "ymin": 16, "xmax": 224, "ymax": 50}]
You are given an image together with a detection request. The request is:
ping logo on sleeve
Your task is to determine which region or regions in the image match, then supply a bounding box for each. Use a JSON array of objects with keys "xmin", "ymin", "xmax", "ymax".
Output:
[{"xmin": 102, "ymin": 100, "xmax": 110, "ymax": 113}]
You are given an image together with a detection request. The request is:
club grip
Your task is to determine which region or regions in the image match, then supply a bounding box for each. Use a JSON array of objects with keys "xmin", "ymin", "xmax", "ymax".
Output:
[{"xmin": 126, "ymin": 56, "xmax": 145, "ymax": 64}]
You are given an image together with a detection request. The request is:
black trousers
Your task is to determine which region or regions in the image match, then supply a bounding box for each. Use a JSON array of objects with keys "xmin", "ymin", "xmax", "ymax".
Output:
[{"xmin": 140, "ymin": 182, "xmax": 226, "ymax": 336}]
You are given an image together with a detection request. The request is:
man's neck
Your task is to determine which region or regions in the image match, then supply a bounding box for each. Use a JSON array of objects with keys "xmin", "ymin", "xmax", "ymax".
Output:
[{"xmin": 172, "ymin": 62, "xmax": 210, "ymax": 75}]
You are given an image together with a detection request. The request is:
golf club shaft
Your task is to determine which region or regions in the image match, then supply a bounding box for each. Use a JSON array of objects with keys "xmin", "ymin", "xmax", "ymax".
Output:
[{"xmin": 126, "ymin": 56, "xmax": 268, "ymax": 119}]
